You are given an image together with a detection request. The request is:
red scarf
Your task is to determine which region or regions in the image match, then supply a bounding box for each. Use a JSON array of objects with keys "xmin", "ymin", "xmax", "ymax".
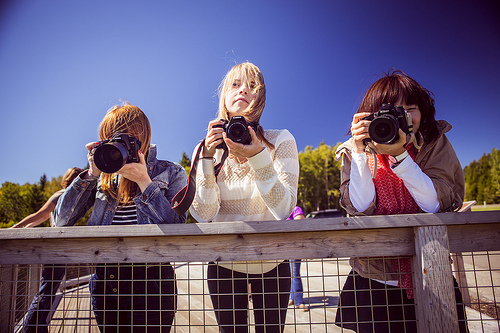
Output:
[{"xmin": 368, "ymin": 144, "xmax": 417, "ymax": 299}]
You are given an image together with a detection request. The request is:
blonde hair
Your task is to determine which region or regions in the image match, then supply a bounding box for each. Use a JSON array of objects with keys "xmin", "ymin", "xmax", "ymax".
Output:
[
  {"xmin": 98, "ymin": 103, "xmax": 151, "ymax": 203},
  {"xmin": 217, "ymin": 62, "xmax": 273, "ymax": 149}
]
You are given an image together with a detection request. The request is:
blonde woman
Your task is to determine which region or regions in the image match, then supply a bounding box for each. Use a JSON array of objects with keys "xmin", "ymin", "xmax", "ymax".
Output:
[{"xmin": 190, "ymin": 62, "xmax": 299, "ymax": 332}]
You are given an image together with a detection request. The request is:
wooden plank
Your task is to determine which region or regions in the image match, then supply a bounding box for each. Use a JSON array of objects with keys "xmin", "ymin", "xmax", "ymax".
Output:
[
  {"xmin": 1, "ymin": 211, "xmax": 497, "ymax": 265},
  {"xmin": 1, "ymin": 222, "xmax": 499, "ymax": 265},
  {"xmin": 413, "ymin": 226, "xmax": 459, "ymax": 333},
  {"xmin": 1, "ymin": 211, "xmax": 498, "ymax": 241},
  {"xmin": 448, "ymin": 223, "xmax": 500, "ymax": 253},
  {"xmin": 0, "ymin": 228, "xmax": 416, "ymax": 265}
]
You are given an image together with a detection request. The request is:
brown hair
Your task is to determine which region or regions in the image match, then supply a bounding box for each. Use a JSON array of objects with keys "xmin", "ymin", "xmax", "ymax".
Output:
[
  {"xmin": 357, "ymin": 69, "xmax": 439, "ymax": 143},
  {"xmin": 217, "ymin": 62, "xmax": 274, "ymax": 149},
  {"xmin": 60, "ymin": 167, "xmax": 84, "ymax": 189},
  {"xmin": 98, "ymin": 102, "xmax": 151, "ymax": 203}
]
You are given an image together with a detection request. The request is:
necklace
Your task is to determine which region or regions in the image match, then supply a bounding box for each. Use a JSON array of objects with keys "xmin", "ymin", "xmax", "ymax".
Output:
[{"xmin": 229, "ymin": 156, "xmax": 248, "ymax": 175}]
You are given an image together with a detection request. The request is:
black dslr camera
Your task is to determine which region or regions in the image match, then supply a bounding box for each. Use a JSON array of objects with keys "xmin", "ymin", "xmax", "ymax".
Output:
[
  {"xmin": 214, "ymin": 116, "xmax": 259, "ymax": 146},
  {"xmin": 363, "ymin": 103, "xmax": 413, "ymax": 144},
  {"xmin": 93, "ymin": 133, "xmax": 141, "ymax": 173}
]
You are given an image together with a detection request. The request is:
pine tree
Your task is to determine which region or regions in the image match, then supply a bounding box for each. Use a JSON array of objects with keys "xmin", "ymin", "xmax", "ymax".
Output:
[
  {"xmin": 27, "ymin": 174, "xmax": 49, "ymax": 213},
  {"xmin": 180, "ymin": 152, "xmax": 191, "ymax": 175},
  {"xmin": 0, "ymin": 182, "xmax": 27, "ymax": 227},
  {"xmin": 489, "ymin": 148, "xmax": 500, "ymax": 203},
  {"xmin": 298, "ymin": 142, "xmax": 342, "ymax": 214},
  {"xmin": 463, "ymin": 148, "xmax": 500, "ymax": 205}
]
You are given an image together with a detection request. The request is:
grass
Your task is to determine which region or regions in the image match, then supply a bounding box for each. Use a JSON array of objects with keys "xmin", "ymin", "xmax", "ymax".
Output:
[{"xmin": 471, "ymin": 204, "xmax": 500, "ymax": 211}]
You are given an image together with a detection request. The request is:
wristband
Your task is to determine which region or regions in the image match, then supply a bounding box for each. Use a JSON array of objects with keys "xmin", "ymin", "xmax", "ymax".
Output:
[
  {"xmin": 389, "ymin": 150, "xmax": 408, "ymax": 169},
  {"xmin": 389, "ymin": 150, "xmax": 408, "ymax": 164},
  {"xmin": 88, "ymin": 170, "xmax": 99, "ymax": 179}
]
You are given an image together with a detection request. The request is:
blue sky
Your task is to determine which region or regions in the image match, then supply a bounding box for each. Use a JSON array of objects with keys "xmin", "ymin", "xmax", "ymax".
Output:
[{"xmin": 1, "ymin": 0, "xmax": 499, "ymax": 185}]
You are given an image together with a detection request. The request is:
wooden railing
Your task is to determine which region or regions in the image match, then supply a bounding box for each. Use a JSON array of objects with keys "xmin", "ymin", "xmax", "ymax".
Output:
[{"xmin": 1, "ymin": 210, "xmax": 499, "ymax": 332}]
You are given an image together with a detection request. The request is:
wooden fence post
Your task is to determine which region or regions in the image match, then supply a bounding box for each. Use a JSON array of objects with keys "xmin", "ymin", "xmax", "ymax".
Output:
[{"xmin": 412, "ymin": 225, "xmax": 459, "ymax": 333}]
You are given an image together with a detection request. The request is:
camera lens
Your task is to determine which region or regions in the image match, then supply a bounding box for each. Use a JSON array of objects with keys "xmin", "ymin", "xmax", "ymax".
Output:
[
  {"xmin": 369, "ymin": 115, "xmax": 399, "ymax": 144},
  {"xmin": 228, "ymin": 124, "xmax": 244, "ymax": 138},
  {"xmin": 94, "ymin": 143, "xmax": 129, "ymax": 173},
  {"xmin": 227, "ymin": 123, "xmax": 250, "ymax": 144}
]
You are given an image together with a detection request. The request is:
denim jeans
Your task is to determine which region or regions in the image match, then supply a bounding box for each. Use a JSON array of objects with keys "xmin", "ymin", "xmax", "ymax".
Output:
[
  {"xmin": 22, "ymin": 264, "xmax": 66, "ymax": 333},
  {"xmin": 289, "ymin": 259, "xmax": 304, "ymax": 305}
]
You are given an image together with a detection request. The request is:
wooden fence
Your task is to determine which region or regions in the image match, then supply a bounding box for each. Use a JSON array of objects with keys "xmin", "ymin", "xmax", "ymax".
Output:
[{"xmin": 1, "ymin": 210, "xmax": 499, "ymax": 332}]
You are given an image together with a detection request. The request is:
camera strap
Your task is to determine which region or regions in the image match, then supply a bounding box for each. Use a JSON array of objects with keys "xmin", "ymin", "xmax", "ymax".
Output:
[
  {"xmin": 171, "ymin": 139, "xmax": 228, "ymax": 215},
  {"xmin": 408, "ymin": 132, "xmax": 422, "ymax": 150}
]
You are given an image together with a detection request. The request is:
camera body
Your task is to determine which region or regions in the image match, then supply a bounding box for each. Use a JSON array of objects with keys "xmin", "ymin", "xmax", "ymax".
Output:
[
  {"xmin": 363, "ymin": 103, "xmax": 413, "ymax": 144},
  {"xmin": 93, "ymin": 133, "xmax": 141, "ymax": 173},
  {"xmin": 214, "ymin": 116, "xmax": 258, "ymax": 146}
]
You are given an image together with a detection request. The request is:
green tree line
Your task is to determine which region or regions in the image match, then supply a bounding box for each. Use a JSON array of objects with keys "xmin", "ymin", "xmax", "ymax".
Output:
[
  {"xmin": 297, "ymin": 141, "xmax": 342, "ymax": 214},
  {"xmin": 0, "ymin": 171, "xmax": 92, "ymax": 228},
  {"xmin": 2, "ymin": 146, "xmax": 498, "ymax": 228},
  {"xmin": 463, "ymin": 148, "xmax": 500, "ymax": 205},
  {"xmin": 1, "ymin": 174, "xmax": 61, "ymax": 228}
]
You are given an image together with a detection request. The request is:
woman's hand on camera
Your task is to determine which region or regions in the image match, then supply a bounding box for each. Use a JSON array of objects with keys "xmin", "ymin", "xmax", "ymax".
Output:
[
  {"xmin": 223, "ymin": 126, "xmax": 265, "ymax": 159},
  {"xmin": 372, "ymin": 129, "xmax": 407, "ymax": 156},
  {"xmin": 351, "ymin": 112, "xmax": 371, "ymax": 154},
  {"xmin": 203, "ymin": 120, "xmax": 225, "ymax": 158},
  {"xmin": 86, "ymin": 142, "xmax": 102, "ymax": 179},
  {"xmin": 117, "ymin": 150, "xmax": 152, "ymax": 192}
]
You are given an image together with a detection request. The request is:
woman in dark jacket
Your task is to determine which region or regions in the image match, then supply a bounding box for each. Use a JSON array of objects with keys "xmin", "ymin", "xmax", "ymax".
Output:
[{"xmin": 334, "ymin": 70, "xmax": 467, "ymax": 333}]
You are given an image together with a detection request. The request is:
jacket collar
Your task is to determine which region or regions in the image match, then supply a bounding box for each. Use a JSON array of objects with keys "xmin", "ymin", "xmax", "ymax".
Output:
[
  {"xmin": 147, "ymin": 144, "xmax": 157, "ymax": 165},
  {"xmin": 436, "ymin": 119, "xmax": 452, "ymax": 135}
]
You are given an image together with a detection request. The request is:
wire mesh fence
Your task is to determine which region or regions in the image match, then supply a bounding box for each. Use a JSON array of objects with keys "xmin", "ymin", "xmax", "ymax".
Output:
[
  {"xmin": 1, "ymin": 253, "xmax": 498, "ymax": 332},
  {"xmin": 1, "ymin": 211, "xmax": 499, "ymax": 332}
]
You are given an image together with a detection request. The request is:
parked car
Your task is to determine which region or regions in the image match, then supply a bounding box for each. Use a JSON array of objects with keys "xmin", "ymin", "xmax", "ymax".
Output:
[{"xmin": 306, "ymin": 209, "xmax": 343, "ymax": 219}]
